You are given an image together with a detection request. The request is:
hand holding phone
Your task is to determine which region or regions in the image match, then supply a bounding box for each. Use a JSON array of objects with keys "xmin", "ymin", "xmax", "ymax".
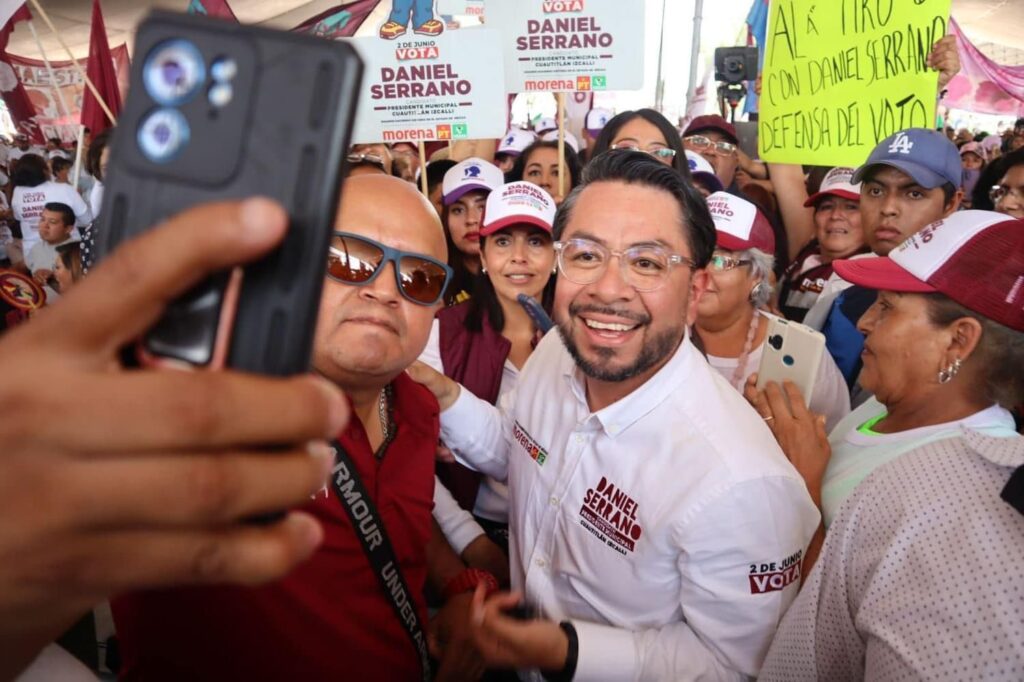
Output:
[{"xmin": 755, "ymin": 314, "xmax": 825, "ymax": 400}]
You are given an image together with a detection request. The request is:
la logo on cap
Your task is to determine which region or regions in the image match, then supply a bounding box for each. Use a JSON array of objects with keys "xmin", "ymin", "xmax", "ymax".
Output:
[{"xmin": 888, "ymin": 132, "xmax": 914, "ymax": 155}]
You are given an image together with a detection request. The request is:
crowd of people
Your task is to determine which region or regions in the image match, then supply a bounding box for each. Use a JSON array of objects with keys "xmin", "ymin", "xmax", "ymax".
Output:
[{"xmin": 1, "ymin": 30, "xmax": 1023, "ymax": 682}]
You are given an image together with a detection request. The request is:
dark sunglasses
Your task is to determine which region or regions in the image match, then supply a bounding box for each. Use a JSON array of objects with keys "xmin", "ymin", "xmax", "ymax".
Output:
[{"xmin": 326, "ymin": 232, "xmax": 452, "ymax": 306}]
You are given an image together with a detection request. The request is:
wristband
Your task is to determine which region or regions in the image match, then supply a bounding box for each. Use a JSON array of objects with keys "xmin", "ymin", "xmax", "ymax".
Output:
[
  {"xmin": 442, "ymin": 567, "xmax": 499, "ymax": 601},
  {"xmin": 542, "ymin": 621, "xmax": 578, "ymax": 682}
]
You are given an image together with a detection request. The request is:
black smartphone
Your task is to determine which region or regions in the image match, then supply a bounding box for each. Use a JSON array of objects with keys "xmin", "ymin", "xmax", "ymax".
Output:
[{"xmin": 94, "ymin": 11, "xmax": 363, "ymax": 375}]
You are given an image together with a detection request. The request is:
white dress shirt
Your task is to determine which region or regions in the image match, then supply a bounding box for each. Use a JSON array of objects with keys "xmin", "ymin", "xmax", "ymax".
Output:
[
  {"xmin": 441, "ymin": 331, "xmax": 821, "ymax": 680},
  {"xmin": 761, "ymin": 429, "xmax": 1024, "ymax": 680}
]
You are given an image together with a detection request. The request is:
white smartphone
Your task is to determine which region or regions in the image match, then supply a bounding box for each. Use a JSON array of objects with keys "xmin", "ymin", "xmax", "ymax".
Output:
[{"xmin": 755, "ymin": 314, "xmax": 826, "ymax": 399}]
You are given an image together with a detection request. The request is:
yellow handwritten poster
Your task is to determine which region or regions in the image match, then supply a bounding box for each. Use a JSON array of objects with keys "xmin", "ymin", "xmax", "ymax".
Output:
[{"xmin": 759, "ymin": 0, "xmax": 951, "ymax": 166}]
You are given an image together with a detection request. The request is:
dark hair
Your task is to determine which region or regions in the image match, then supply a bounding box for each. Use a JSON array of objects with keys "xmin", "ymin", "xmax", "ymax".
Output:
[
  {"xmin": 924, "ymin": 293, "xmax": 1024, "ymax": 408},
  {"xmin": 47, "ymin": 137, "xmax": 61, "ymax": 146},
  {"xmin": 505, "ymin": 140, "xmax": 582, "ymax": 191},
  {"xmin": 44, "ymin": 201, "xmax": 75, "ymax": 227},
  {"xmin": 464, "ymin": 230, "xmax": 556, "ymax": 334},
  {"xmin": 86, "ymin": 129, "xmax": 114, "ymax": 180},
  {"xmin": 974, "ymin": 148, "xmax": 1024, "ymax": 211},
  {"xmin": 50, "ymin": 156, "xmax": 72, "ymax": 176},
  {"xmin": 12, "ymin": 154, "xmax": 48, "ymax": 187},
  {"xmin": 552, "ymin": 150, "xmax": 715, "ymax": 268},
  {"xmin": 590, "ymin": 108, "xmax": 691, "ymax": 179},
  {"xmin": 56, "ymin": 241, "xmax": 83, "ymax": 283},
  {"xmin": 426, "ymin": 159, "xmax": 456, "ymax": 195},
  {"xmin": 441, "ymin": 191, "xmax": 488, "ymax": 305}
]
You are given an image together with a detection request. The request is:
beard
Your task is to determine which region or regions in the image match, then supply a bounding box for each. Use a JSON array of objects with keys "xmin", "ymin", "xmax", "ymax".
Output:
[{"xmin": 556, "ymin": 302, "xmax": 685, "ymax": 383}]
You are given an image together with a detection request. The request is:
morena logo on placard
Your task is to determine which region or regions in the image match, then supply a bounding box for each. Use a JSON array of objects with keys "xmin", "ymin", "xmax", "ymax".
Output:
[
  {"xmin": 395, "ymin": 41, "xmax": 439, "ymax": 61},
  {"xmin": 542, "ymin": 0, "xmax": 584, "ymax": 12}
]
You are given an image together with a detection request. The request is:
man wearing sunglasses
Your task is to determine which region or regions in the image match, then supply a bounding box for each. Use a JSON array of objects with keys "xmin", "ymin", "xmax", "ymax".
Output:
[
  {"xmin": 410, "ymin": 152, "xmax": 819, "ymax": 679},
  {"xmin": 113, "ymin": 175, "xmax": 484, "ymax": 681}
]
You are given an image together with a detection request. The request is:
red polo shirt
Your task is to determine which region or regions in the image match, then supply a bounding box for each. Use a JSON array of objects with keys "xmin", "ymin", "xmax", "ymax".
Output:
[{"xmin": 112, "ymin": 372, "xmax": 438, "ymax": 681}]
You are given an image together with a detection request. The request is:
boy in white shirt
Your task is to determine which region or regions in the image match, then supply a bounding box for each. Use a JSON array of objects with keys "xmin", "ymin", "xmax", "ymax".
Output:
[{"xmin": 26, "ymin": 202, "xmax": 76, "ymax": 301}]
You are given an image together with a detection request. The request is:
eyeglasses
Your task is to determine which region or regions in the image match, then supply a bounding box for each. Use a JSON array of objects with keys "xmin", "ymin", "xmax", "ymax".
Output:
[
  {"xmin": 683, "ymin": 135, "xmax": 737, "ymax": 156},
  {"xmin": 609, "ymin": 142, "xmax": 678, "ymax": 160},
  {"xmin": 553, "ymin": 237, "xmax": 695, "ymax": 292},
  {"xmin": 326, "ymin": 232, "xmax": 452, "ymax": 306},
  {"xmin": 346, "ymin": 152, "xmax": 386, "ymax": 170},
  {"xmin": 707, "ymin": 254, "xmax": 751, "ymax": 272},
  {"xmin": 989, "ymin": 185, "xmax": 1024, "ymax": 204}
]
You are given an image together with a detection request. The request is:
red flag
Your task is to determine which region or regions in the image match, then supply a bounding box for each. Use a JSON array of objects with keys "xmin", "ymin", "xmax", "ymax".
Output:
[
  {"xmin": 186, "ymin": 0, "xmax": 238, "ymax": 22},
  {"xmin": 0, "ymin": 3, "xmax": 43, "ymax": 143},
  {"xmin": 80, "ymin": 0, "xmax": 121, "ymax": 135}
]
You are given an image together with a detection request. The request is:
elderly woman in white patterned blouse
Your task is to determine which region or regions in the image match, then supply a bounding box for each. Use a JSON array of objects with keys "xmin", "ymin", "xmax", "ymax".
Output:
[{"xmin": 753, "ymin": 210, "xmax": 1024, "ymax": 680}]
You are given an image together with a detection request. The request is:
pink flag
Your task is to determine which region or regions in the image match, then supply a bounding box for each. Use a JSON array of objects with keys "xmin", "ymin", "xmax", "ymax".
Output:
[{"xmin": 943, "ymin": 18, "xmax": 1024, "ymax": 117}]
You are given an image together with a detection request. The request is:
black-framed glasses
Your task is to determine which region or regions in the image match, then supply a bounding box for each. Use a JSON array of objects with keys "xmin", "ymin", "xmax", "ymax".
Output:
[
  {"xmin": 553, "ymin": 237, "xmax": 695, "ymax": 292},
  {"xmin": 327, "ymin": 232, "xmax": 452, "ymax": 305},
  {"xmin": 708, "ymin": 254, "xmax": 751, "ymax": 272},
  {"xmin": 683, "ymin": 135, "xmax": 737, "ymax": 156},
  {"xmin": 610, "ymin": 141, "xmax": 678, "ymax": 160}
]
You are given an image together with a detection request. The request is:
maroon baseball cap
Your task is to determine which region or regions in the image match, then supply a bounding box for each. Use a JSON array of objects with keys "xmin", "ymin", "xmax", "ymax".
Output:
[
  {"xmin": 684, "ymin": 115, "xmax": 738, "ymax": 144},
  {"xmin": 834, "ymin": 210, "xmax": 1024, "ymax": 332},
  {"xmin": 706, "ymin": 191, "xmax": 776, "ymax": 254}
]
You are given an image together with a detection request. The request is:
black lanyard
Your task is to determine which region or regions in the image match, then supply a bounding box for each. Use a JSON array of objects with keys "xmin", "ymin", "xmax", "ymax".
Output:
[{"xmin": 330, "ymin": 440, "xmax": 431, "ymax": 681}]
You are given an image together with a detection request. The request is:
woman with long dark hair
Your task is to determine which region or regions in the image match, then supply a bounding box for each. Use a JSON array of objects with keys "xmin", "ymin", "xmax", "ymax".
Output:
[
  {"xmin": 590, "ymin": 108, "xmax": 691, "ymax": 178},
  {"xmin": 421, "ymin": 182, "xmax": 558, "ymax": 551},
  {"xmin": 440, "ymin": 157, "xmax": 504, "ymax": 304},
  {"xmin": 505, "ymin": 139, "xmax": 582, "ymax": 205}
]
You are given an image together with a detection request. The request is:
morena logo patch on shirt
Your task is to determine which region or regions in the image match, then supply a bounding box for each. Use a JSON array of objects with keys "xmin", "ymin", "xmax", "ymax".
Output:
[
  {"xmin": 512, "ymin": 421, "xmax": 548, "ymax": 466},
  {"xmin": 748, "ymin": 549, "xmax": 802, "ymax": 594},
  {"xmin": 579, "ymin": 476, "xmax": 643, "ymax": 556}
]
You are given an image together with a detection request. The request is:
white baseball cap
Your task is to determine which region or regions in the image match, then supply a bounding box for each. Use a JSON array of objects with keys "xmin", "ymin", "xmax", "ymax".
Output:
[
  {"xmin": 804, "ymin": 167, "xmax": 860, "ymax": 207},
  {"xmin": 541, "ymin": 129, "xmax": 580, "ymax": 153},
  {"xmin": 585, "ymin": 108, "xmax": 613, "ymax": 136},
  {"xmin": 534, "ymin": 117, "xmax": 557, "ymax": 134},
  {"xmin": 834, "ymin": 210, "xmax": 1024, "ymax": 332},
  {"xmin": 442, "ymin": 157, "xmax": 504, "ymax": 205},
  {"xmin": 497, "ymin": 128, "xmax": 537, "ymax": 157},
  {"xmin": 685, "ymin": 150, "xmax": 723, "ymax": 193},
  {"xmin": 707, "ymin": 191, "xmax": 776, "ymax": 254},
  {"xmin": 481, "ymin": 181, "xmax": 557, "ymax": 236}
]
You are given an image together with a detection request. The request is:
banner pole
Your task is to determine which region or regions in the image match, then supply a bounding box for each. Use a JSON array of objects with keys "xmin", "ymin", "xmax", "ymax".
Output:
[
  {"xmin": 71, "ymin": 123, "xmax": 84, "ymax": 188},
  {"xmin": 557, "ymin": 92, "xmax": 566, "ymax": 200},
  {"xmin": 418, "ymin": 142, "xmax": 428, "ymax": 196},
  {"xmin": 26, "ymin": 20, "xmax": 75, "ymax": 142},
  {"xmin": 28, "ymin": 0, "xmax": 117, "ymax": 125}
]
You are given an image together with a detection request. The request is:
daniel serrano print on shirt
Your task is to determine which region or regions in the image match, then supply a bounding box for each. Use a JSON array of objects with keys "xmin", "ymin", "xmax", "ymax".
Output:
[{"xmin": 439, "ymin": 329, "xmax": 820, "ymax": 680}]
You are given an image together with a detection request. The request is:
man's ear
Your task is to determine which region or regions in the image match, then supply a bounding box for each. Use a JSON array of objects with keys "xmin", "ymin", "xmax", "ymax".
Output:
[{"xmin": 943, "ymin": 189, "xmax": 964, "ymax": 217}]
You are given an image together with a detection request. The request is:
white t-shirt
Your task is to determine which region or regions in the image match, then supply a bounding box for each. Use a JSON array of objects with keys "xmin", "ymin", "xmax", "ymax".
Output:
[
  {"xmin": 12, "ymin": 181, "xmax": 92, "ymax": 254},
  {"xmin": 821, "ymin": 397, "xmax": 1018, "ymax": 526},
  {"xmin": 89, "ymin": 181, "xmax": 104, "ymax": 221},
  {"xmin": 441, "ymin": 331, "xmax": 820, "ymax": 679},
  {"xmin": 706, "ymin": 319, "xmax": 851, "ymax": 432}
]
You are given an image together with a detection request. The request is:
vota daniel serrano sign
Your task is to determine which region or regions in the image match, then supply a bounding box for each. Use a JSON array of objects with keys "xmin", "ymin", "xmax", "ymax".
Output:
[
  {"xmin": 488, "ymin": 0, "xmax": 644, "ymax": 93},
  {"xmin": 348, "ymin": 28, "xmax": 506, "ymax": 144}
]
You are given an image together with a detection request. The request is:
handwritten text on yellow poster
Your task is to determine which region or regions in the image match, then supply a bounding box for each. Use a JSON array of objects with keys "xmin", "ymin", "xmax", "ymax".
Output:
[{"xmin": 759, "ymin": 0, "xmax": 951, "ymax": 166}]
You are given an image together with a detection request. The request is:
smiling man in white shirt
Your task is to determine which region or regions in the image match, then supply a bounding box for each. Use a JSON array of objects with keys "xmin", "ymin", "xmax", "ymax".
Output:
[{"xmin": 411, "ymin": 151, "xmax": 820, "ymax": 681}]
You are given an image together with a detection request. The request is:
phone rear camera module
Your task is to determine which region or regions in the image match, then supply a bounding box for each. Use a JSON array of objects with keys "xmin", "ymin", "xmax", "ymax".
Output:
[
  {"xmin": 143, "ymin": 39, "xmax": 206, "ymax": 105},
  {"xmin": 138, "ymin": 108, "xmax": 190, "ymax": 163},
  {"xmin": 207, "ymin": 82, "xmax": 233, "ymax": 108},
  {"xmin": 210, "ymin": 56, "xmax": 238, "ymax": 82}
]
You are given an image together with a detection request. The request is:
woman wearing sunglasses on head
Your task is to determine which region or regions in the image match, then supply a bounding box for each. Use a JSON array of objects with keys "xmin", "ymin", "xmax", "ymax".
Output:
[
  {"xmin": 590, "ymin": 108, "xmax": 690, "ymax": 176},
  {"xmin": 695, "ymin": 192, "xmax": 850, "ymax": 432},
  {"xmin": 417, "ymin": 182, "xmax": 558, "ymax": 555},
  {"xmin": 440, "ymin": 157, "xmax": 505, "ymax": 305}
]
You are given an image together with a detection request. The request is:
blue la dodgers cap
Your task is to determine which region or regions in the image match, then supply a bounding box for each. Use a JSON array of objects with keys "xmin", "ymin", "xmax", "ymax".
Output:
[{"xmin": 852, "ymin": 128, "xmax": 962, "ymax": 190}]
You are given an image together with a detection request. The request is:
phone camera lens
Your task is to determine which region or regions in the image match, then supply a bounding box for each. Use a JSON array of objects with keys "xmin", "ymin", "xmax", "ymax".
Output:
[
  {"xmin": 768, "ymin": 334, "xmax": 783, "ymax": 350},
  {"xmin": 138, "ymin": 108, "xmax": 190, "ymax": 163},
  {"xmin": 783, "ymin": 355, "xmax": 795, "ymax": 366},
  {"xmin": 143, "ymin": 39, "xmax": 205, "ymax": 105}
]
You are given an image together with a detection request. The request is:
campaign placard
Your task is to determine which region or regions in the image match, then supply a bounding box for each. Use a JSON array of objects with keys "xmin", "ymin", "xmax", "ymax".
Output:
[
  {"xmin": 487, "ymin": 0, "xmax": 644, "ymax": 93},
  {"xmin": 759, "ymin": 0, "xmax": 952, "ymax": 167},
  {"xmin": 348, "ymin": 28, "xmax": 507, "ymax": 143}
]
